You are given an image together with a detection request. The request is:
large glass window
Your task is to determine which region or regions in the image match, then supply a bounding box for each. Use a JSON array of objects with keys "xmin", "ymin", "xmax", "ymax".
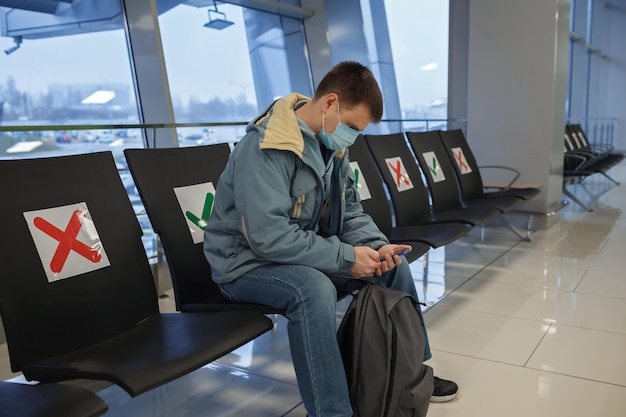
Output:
[
  {"xmin": 383, "ymin": 0, "xmax": 449, "ymax": 129},
  {"xmin": 0, "ymin": 0, "xmax": 140, "ymax": 159},
  {"xmin": 0, "ymin": 0, "xmax": 148, "ymax": 253},
  {"xmin": 156, "ymin": 1, "xmax": 311, "ymax": 146}
]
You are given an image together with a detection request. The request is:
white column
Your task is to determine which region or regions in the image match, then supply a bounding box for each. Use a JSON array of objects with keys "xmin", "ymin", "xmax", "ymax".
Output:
[{"xmin": 466, "ymin": 0, "xmax": 570, "ymax": 226}]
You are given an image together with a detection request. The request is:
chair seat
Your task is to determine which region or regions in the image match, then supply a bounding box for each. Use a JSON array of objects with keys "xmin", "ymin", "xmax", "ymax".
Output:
[
  {"xmin": 462, "ymin": 195, "xmax": 524, "ymax": 213},
  {"xmin": 387, "ymin": 222, "xmax": 471, "ymax": 248},
  {"xmin": 21, "ymin": 312, "xmax": 272, "ymax": 397},
  {"xmin": 0, "ymin": 380, "xmax": 108, "ymax": 417},
  {"xmin": 416, "ymin": 207, "xmax": 501, "ymax": 227},
  {"xmin": 482, "ymin": 187, "xmax": 540, "ymax": 201}
]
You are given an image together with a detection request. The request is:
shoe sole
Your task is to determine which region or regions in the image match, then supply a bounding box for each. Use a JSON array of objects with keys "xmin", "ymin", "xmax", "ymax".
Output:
[{"xmin": 430, "ymin": 391, "xmax": 458, "ymax": 403}]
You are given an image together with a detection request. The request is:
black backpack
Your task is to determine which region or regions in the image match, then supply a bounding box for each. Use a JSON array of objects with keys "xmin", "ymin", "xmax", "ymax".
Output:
[{"xmin": 337, "ymin": 283, "xmax": 433, "ymax": 417}]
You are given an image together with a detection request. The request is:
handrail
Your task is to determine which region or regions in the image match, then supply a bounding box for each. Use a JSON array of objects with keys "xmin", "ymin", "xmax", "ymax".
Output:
[
  {"xmin": 0, "ymin": 121, "xmax": 248, "ymax": 133},
  {"xmin": 0, "ymin": 118, "xmax": 468, "ymax": 133}
]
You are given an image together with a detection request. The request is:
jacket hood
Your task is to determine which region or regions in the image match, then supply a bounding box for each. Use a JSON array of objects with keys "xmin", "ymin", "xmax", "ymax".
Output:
[
  {"xmin": 255, "ymin": 93, "xmax": 310, "ymax": 158},
  {"xmin": 254, "ymin": 92, "xmax": 346, "ymax": 160}
]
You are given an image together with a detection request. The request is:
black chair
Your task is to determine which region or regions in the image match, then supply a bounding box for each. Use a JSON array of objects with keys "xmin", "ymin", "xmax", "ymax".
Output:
[
  {"xmin": 0, "ymin": 381, "xmax": 108, "ymax": 417},
  {"xmin": 124, "ymin": 144, "xmax": 283, "ymax": 314},
  {"xmin": 0, "ymin": 152, "xmax": 272, "ymax": 397},
  {"xmin": 348, "ymin": 136, "xmax": 471, "ymax": 252},
  {"xmin": 565, "ymin": 124, "xmax": 622, "ymax": 185},
  {"xmin": 406, "ymin": 130, "xmax": 531, "ymax": 241},
  {"xmin": 125, "ymin": 145, "xmax": 355, "ymax": 315},
  {"xmin": 363, "ymin": 133, "xmax": 500, "ymax": 228},
  {"xmin": 438, "ymin": 129, "xmax": 541, "ymax": 201}
]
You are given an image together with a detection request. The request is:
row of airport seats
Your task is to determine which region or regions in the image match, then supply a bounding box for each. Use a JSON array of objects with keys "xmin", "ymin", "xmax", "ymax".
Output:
[
  {"xmin": 563, "ymin": 123, "xmax": 624, "ymax": 211},
  {"xmin": 350, "ymin": 130, "xmax": 540, "ymax": 250},
  {"xmin": 0, "ymin": 153, "xmax": 274, "ymax": 416},
  {"xmin": 123, "ymin": 129, "xmax": 540, "ymax": 327},
  {"xmin": 0, "ymin": 128, "xmax": 539, "ymax": 415}
]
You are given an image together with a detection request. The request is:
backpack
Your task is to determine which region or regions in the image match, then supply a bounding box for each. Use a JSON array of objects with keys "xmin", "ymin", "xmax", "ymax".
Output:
[{"xmin": 337, "ymin": 283, "xmax": 434, "ymax": 417}]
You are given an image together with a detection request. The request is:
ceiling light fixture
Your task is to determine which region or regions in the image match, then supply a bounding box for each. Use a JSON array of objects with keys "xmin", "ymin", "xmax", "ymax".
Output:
[
  {"xmin": 4, "ymin": 36, "xmax": 22, "ymax": 56},
  {"xmin": 204, "ymin": 1, "xmax": 234, "ymax": 30}
]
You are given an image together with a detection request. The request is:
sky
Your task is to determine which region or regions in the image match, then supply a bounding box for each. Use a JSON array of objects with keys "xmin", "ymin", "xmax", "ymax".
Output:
[{"xmin": 0, "ymin": 1, "xmax": 448, "ymax": 111}]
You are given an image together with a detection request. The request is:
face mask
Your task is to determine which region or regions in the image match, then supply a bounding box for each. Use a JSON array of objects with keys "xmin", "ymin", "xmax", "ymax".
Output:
[{"xmin": 318, "ymin": 102, "xmax": 361, "ymax": 150}]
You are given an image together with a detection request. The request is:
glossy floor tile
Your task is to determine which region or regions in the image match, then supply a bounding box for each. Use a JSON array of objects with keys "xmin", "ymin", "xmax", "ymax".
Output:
[
  {"xmin": 1, "ymin": 161, "xmax": 625, "ymax": 416},
  {"xmin": 426, "ymin": 351, "xmax": 626, "ymax": 417},
  {"xmin": 526, "ymin": 324, "xmax": 626, "ymax": 386}
]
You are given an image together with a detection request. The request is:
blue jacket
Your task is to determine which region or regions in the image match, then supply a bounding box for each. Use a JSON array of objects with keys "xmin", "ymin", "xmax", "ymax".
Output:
[{"xmin": 203, "ymin": 93, "xmax": 389, "ymax": 284}]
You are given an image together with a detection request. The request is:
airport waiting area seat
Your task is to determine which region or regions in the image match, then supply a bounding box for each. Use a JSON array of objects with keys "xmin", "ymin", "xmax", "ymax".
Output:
[
  {"xmin": 437, "ymin": 128, "xmax": 541, "ymax": 202},
  {"xmin": 562, "ymin": 124, "xmax": 623, "ymax": 211},
  {"xmin": 124, "ymin": 144, "xmax": 288, "ymax": 314},
  {"xmin": 348, "ymin": 135, "xmax": 471, "ymax": 254},
  {"xmin": 363, "ymin": 133, "xmax": 501, "ymax": 229},
  {"xmin": 565, "ymin": 124, "xmax": 623, "ymax": 185},
  {"xmin": 0, "ymin": 380, "xmax": 108, "ymax": 417},
  {"xmin": 406, "ymin": 130, "xmax": 532, "ymax": 241},
  {"xmin": 0, "ymin": 152, "xmax": 272, "ymax": 398}
]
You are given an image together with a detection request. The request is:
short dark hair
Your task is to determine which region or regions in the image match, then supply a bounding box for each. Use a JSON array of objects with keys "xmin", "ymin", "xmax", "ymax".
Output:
[{"xmin": 313, "ymin": 61, "xmax": 384, "ymax": 123}]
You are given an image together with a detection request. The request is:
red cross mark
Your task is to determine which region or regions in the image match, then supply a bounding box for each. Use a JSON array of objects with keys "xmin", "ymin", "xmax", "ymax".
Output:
[
  {"xmin": 387, "ymin": 159, "xmax": 411, "ymax": 187},
  {"xmin": 453, "ymin": 149, "xmax": 470, "ymax": 172},
  {"xmin": 33, "ymin": 210, "xmax": 102, "ymax": 273}
]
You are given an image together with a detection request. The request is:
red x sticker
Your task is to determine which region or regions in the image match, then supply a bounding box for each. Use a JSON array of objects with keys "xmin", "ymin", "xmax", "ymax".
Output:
[
  {"xmin": 451, "ymin": 147, "xmax": 473, "ymax": 174},
  {"xmin": 24, "ymin": 203, "xmax": 110, "ymax": 282},
  {"xmin": 384, "ymin": 157, "xmax": 414, "ymax": 191}
]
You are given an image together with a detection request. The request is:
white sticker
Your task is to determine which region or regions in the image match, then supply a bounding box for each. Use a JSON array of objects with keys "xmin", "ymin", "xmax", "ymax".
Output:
[
  {"xmin": 384, "ymin": 157, "xmax": 414, "ymax": 191},
  {"xmin": 451, "ymin": 147, "xmax": 473, "ymax": 174},
  {"xmin": 24, "ymin": 202, "xmax": 111, "ymax": 283},
  {"xmin": 350, "ymin": 161, "xmax": 372, "ymax": 200},
  {"xmin": 422, "ymin": 151, "xmax": 446, "ymax": 183},
  {"xmin": 174, "ymin": 182, "xmax": 216, "ymax": 244}
]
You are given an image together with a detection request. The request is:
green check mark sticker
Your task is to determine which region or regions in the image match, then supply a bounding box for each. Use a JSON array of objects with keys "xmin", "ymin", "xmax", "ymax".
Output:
[{"xmin": 185, "ymin": 192, "xmax": 214, "ymax": 230}]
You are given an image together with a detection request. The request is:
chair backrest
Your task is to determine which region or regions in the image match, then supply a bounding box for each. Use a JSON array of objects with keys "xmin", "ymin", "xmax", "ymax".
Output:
[
  {"xmin": 565, "ymin": 124, "xmax": 585, "ymax": 151},
  {"xmin": 124, "ymin": 144, "xmax": 231, "ymax": 311},
  {"xmin": 0, "ymin": 152, "xmax": 158, "ymax": 373},
  {"xmin": 438, "ymin": 129, "xmax": 485, "ymax": 200},
  {"xmin": 569, "ymin": 124, "xmax": 587, "ymax": 146},
  {"xmin": 347, "ymin": 136, "xmax": 394, "ymax": 236},
  {"xmin": 363, "ymin": 133, "xmax": 432, "ymax": 227},
  {"xmin": 405, "ymin": 130, "xmax": 466, "ymax": 210}
]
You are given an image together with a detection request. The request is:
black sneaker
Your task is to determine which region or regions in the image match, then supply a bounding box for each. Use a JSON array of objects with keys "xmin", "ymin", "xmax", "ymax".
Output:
[{"xmin": 431, "ymin": 376, "xmax": 458, "ymax": 402}]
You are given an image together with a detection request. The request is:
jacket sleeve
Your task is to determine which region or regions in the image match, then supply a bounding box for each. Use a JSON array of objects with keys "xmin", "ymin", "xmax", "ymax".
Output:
[
  {"xmin": 233, "ymin": 138, "xmax": 356, "ymax": 274},
  {"xmin": 339, "ymin": 155, "xmax": 389, "ymax": 249}
]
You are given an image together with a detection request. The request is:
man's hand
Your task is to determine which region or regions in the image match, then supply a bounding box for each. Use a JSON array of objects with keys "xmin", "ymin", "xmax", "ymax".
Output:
[
  {"xmin": 348, "ymin": 246, "xmax": 383, "ymax": 278},
  {"xmin": 377, "ymin": 244, "xmax": 412, "ymax": 271}
]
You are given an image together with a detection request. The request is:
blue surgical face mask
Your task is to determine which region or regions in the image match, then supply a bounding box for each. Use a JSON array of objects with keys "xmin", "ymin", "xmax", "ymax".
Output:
[{"xmin": 318, "ymin": 102, "xmax": 361, "ymax": 150}]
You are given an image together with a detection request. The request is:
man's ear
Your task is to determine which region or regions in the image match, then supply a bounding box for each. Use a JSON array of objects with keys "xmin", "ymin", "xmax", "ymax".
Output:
[{"xmin": 321, "ymin": 93, "xmax": 338, "ymax": 112}]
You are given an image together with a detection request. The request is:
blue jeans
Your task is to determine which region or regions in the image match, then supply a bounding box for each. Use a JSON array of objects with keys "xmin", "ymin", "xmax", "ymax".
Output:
[{"xmin": 218, "ymin": 258, "xmax": 431, "ymax": 417}]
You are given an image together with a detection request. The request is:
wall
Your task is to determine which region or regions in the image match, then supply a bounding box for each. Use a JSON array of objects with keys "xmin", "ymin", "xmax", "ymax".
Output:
[{"xmin": 464, "ymin": 0, "xmax": 570, "ymax": 226}]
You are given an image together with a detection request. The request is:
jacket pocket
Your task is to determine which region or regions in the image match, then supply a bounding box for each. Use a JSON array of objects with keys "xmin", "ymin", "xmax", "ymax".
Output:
[{"xmin": 289, "ymin": 171, "xmax": 317, "ymax": 221}]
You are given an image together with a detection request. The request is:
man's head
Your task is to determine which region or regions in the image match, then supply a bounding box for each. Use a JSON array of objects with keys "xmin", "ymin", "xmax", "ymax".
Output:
[
  {"xmin": 306, "ymin": 61, "xmax": 383, "ymax": 150},
  {"xmin": 314, "ymin": 61, "xmax": 384, "ymax": 125}
]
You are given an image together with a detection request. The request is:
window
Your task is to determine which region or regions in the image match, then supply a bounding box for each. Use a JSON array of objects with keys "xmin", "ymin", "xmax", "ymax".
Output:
[
  {"xmin": 0, "ymin": 0, "xmax": 140, "ymax": 160},
  {"xmin": 156, "ymin": 1, "xmax": 310, "ymax": 146},
  {"xmin": 383, "ymin": 0, "xmax": 449, "ymax": 130}
]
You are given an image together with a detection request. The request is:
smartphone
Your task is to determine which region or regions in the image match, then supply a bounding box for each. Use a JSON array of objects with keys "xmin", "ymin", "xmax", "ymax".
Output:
[{"xmin": 379, "ymin": 249, "xmax": 410, "ymax": 262}]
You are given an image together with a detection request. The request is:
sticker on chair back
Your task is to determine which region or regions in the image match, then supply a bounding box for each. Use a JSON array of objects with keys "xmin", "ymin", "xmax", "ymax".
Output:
[
  {"xmin": 450, "ymin": 147, "xmax": 473, "ymax": 174},
  {"xmin": 422, "ymin": 151, "xmax": 446, "ymax": 183},
  {"xmin": 349, "ymin": 161, "xmax": 372, "ymax": 200},
  {"xmin": 173, "ymin": 182, "xmax": 216, "ymax": 244},
  {"xmin": 384, "ymin": 157, "xmax": 414, "ymax": 191},
  {"xmin": 23, "ymin": 202, "xmax": 111, "ymax": 283}
]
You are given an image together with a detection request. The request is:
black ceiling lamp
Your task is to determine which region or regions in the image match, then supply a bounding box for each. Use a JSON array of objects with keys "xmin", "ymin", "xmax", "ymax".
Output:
[
  {"xmin": 204, "ymin": 1, "xmax": 234, "ymax": 30},
  {"xmin": 4, "ymin": 36, "xmax": 22, "ymax": 55}
]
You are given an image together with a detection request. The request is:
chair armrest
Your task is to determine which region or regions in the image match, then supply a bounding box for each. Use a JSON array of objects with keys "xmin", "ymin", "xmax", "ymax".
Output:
[{"xmin": 478, "ymin": 165, "xmax": 521, "ymax": 189}]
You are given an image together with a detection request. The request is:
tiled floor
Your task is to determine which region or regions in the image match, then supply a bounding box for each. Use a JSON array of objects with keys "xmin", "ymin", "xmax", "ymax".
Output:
[{"xmin": 2, "ymin": 162, "xmax": 626, "ymax": 416}]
